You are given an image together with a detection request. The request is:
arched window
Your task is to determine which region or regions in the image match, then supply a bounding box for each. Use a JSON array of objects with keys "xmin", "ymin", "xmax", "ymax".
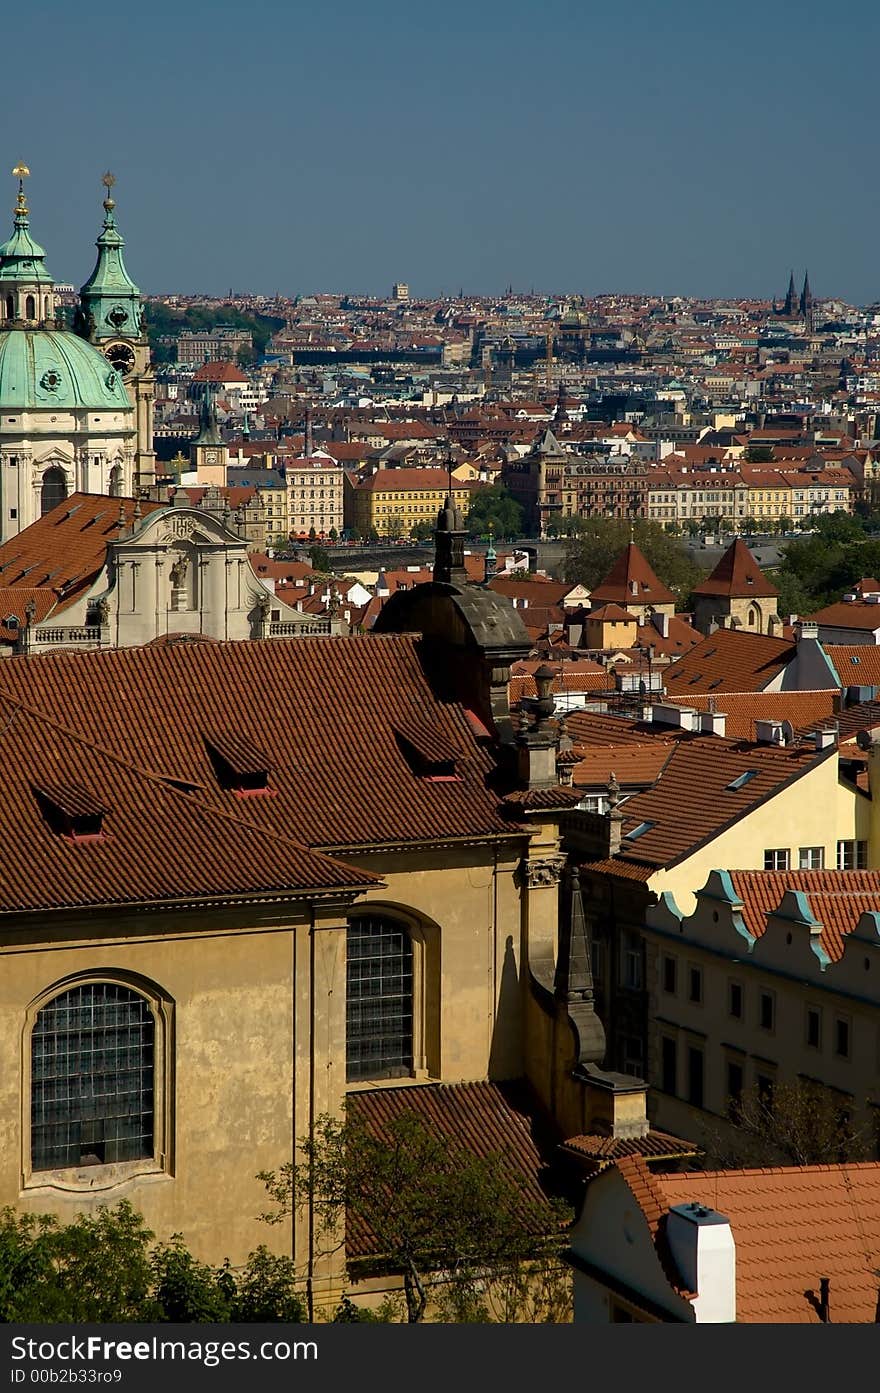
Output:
[
  {"xmin": 346, "ymin": 914, "xmax": 413, "ymax": 1081},
  {"xmin": 40, "ymin": 466, "xmax": 67, "ymax": 515},
  {"xmin": 25, "ymin": 295, "xmax": 35, "ymax": 319},
  {"xmin": 748, "ymin": 605, "xmax": 759, "ymax": 628},
  {"xmin": 31, "ymin": 982, "xmax": 155, "ymax": 1170},
  {"xmin": 4, "ymin": 295, "xmax": 12, "ymax": 320},
  {"xmin": 108, "ymin": 464, "xmax": 123, "ymax": 497}
]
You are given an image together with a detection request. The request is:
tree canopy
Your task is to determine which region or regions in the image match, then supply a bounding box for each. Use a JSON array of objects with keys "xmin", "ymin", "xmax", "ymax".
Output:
[
  {"xmin": 561, "ymin": 518, "xmax": 705, "ymax": 608},
  {"xmin": 465, "ymin": 484, "xmax": 524, "ymax": 541},
  {"xmin": 772, "ymin": 511, "xmax": 880, "ymax": 616},
  {"xmin": 0, "ymin": 1201, "xmax": 304, "ymax": 1323},
  {"xmin": 259, "ymin": 1109, "xmax": 569, "ymax": 1323}
]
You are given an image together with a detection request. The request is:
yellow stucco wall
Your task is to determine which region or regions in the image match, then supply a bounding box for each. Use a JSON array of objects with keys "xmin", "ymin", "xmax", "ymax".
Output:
[{"xmin": 649, "ymin": 758, "xmax": 867, "ymax": 914}]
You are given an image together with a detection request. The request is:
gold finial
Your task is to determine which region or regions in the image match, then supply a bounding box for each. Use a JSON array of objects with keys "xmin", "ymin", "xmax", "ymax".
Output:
[
  {"xmin": 102, "ymin": 170, "xmax": 116, "ymax": 212},
  {"xmin": 12, "ymin": 162, "xmax": 29, "ymax": 218}
]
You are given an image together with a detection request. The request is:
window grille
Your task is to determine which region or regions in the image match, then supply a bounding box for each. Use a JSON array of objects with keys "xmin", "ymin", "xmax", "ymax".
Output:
[
  {"xmin": 31, "ymin": 983, "xmax": 154, "ymax": 1171},
  {"xmin": 346, "ymin": 917, "xmax": 413, "ymax": 1081}
]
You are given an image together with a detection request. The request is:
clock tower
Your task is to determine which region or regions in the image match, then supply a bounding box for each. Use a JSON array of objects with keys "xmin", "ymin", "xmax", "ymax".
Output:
[
  {"xmin": 190, "ymin": 388, "xmax": 227, "ymax": 486},
  {"xmin": 76, "ymin": 174, "xmax": 156, "ymax": 489}
]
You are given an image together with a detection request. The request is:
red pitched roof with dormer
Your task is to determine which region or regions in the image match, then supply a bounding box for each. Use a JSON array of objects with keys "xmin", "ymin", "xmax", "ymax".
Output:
[
  {"xmin": 589, "ymin": 543, "xmax": 676, "ymax": 608},
  {"xmin": 692, "ymin": 538, "xmax": 779, "ymax": 600}
]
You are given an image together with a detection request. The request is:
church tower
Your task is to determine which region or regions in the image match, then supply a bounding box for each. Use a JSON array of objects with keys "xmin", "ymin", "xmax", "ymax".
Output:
[
  {"xmin": 783, "ymin": 270, "xmax": 797, "ymax": 317},
  {"xmin": 77, "ymin": 174, "xmax": 156, "ymax": 489},
  {"xmin": 799, "ymin": 270, "xmax": 814, "ymax": 334},
  {"xmin": 190, "ymin": 388, "xmax": 228, "ymax": 486}
]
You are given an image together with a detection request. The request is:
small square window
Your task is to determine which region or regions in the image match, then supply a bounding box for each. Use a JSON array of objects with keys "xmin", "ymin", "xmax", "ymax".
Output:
[
  {"xmin": 729, "ymin": 981, "xmax": 743, "ymax": 1019},
  {"xmin": 799, "ymin": 846, "xmax": 824, "ymax": 869},
  {"xmin": 764, "ymin": 848, "xmax": 790, "ymax": 870},
  {"xmin": 663, "ymin": 955, "xmax": 677, "ymax": 994},
  {"xmin": 688, "ymin": 966, "xmax": 703, "ymax": 1004}
]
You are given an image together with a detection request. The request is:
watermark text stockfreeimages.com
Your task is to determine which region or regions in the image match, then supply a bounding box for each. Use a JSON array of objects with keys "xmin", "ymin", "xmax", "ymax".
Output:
[{"xmin": 10, "ymin": 1337, "xmax": 317, "ymax": 1370}]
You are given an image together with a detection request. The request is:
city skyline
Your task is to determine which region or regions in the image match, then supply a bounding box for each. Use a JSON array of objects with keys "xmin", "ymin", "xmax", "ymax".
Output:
[{"xmin": 8, "ymin": 0, "xmax": 880, "ymax": 303}]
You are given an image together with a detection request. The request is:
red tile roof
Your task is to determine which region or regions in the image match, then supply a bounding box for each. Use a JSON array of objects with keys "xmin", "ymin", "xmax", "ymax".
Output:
[
  {"xmin": 809, "ymin": 601, "xmax": 880, "ymax": 631},
  {"xmin": 728, "ymin": 869, "xmax": 880, "ymax": 960},
  {"xmin": 664, "ymin": 690, "xmax": 839, "ymax": 741},
  {"xmin": 590, "ymin": 543, "xmax": 676, "ymax": 608},
  {"xmin": 0, "ymin": 494, "xmax": 164, "ymax": 615},
  {"xmin": 663, "ymin": 629, "xmax": 795, "ymax": 695},
  {"xmin": 610, "ymin": 737, "xmax": 828, "ymax": 869},
  {"xmin": 0, "ymin": 637, "xmax": 517, "ymax": 854},
  {"xmin": 824, "ymin": 645, "xmax": 880, "ymax": 685},
  {"xmin": 692, "ymin": 538, "xmax": 779, "ymax": 600},
  {"xmin": 0, "ymin": 690, "xmax": 376, "ymax": 915},
  {"xmin": 654, "ymin": 1161, "xmax": 880, "ymax": 1322}
]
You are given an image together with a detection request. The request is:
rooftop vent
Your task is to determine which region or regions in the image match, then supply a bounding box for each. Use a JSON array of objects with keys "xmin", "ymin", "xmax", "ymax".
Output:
[
  {"xmin": 814, "ymin": 727, "xmax": 837, "ymax": 750},
  {"xmin": 755, "ymin": 719, "xmax": 785, "ymax": 746},
  {"xmin": 33, "ymin": 781, "xmax": 108, "ymax": 840}
]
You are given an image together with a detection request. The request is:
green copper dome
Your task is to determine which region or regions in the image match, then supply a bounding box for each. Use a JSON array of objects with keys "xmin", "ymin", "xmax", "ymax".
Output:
[{"xmin": 0, "ymin": 329, "xmax": 132, "ymax": 410}]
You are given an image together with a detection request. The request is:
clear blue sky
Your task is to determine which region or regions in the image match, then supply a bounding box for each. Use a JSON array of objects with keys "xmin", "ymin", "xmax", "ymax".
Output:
[{"xmin": 6, "ymin": 0, "xmax": 880, "ymax": 302}]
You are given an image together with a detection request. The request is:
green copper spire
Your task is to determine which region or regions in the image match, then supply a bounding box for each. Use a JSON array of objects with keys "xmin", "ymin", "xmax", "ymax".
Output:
[
  {"xmin": 0, "ymin": 162, "xmax": 54, "ymax": 287},
  {"xmin": 77, "ymin": 172, "xmax": 144, "ymax": 341}
]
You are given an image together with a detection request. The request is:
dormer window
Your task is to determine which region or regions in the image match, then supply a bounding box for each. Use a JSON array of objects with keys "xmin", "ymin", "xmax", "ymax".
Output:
[
  {"xmin": 394, "ymin": 722, "xmax": 461, "ymax": 781},
  {"xmin": 33, "ymin": 782, "xmax": 108, "ymax": 840},
  {"xmin": 204, "ymin": 733, "xmax": 273, "ymax": 795}
]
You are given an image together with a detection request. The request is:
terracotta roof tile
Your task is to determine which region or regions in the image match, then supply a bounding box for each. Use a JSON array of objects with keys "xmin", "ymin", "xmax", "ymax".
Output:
[
  {"xmin": 654, "ymin": 1161, "xmax": 880, "ymax": 1322},
  {"xmin": 824, "ymin": 646, "xmax": 880, "ymax": 686},
  {"xmin": 692, "ymin": 539, "xmax": 779, "ymax": 600},
  {"xmin": 0, "ymin": 494, "xmax": 163, "ymax": 615},
  {"xmin": 664, "ymin": 629, "xmax": 795, "ymax": 695},
  {"xmin": 664, "ymin": 690, "xmax": 839, "ymax": 741},
  {"xmin": 590, "ymin": 543, "xmax": 676, "ymax": 608},
  {"xmin": 0, "ymin": 636, "xmax": 515, "ymax": 854},
  {"xmin": 729, "ymin": 869, "xmax": 880, "ymax": 960}
]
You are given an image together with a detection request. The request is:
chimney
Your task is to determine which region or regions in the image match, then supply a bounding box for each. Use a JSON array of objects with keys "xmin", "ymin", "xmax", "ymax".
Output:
[
  {"xmin": 650, "ymin": 702, "xmax": 700, "ymax": 732},
  {"xmin": 798, "ymin": 621, "xmax": 819, "ymax": 641},
  {"xmin": 819, "ymin": 1276, "xmax": 831, "ymax": 1323},
  {"xmin": 666, "ymin": 1203, "xmax": 736, "ymax": 1323},
  {"xmin": 699, "ymin": 711, "xmax": 727, "ymax": 736},
  {"xmin": 814, "ymin": 727, "xmax": 837, "ymax": 750}
]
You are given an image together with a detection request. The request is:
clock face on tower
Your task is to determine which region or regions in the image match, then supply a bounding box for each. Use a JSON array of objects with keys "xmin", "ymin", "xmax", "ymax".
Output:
[
  {"xmin": 205, "ymin": 451, "xmax": 218, "ymax": 464},
  {"xmin": 105, "ymin": 342, "xmax": 136, "ymax": 376}
]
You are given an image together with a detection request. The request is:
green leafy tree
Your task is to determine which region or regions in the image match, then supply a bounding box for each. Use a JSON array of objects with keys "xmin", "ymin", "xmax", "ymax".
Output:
[
  {"xmin": 743, "ymin": 444, "xmax": 775, "ymax": 463},
  {"xmin": 410, "ymin": 519, "xmax": 434, "ymax": 542},
  {"xmin": 384, "ymin": 514, "xmax": 406, "ymax": 540},
  {"xmin": 307, "ymin": 545, "xmax": 331, "ymax": 574},
  {"xmin": 0, "ymin": 1202, "xmax": 304, "ymax": 1323},
  {"xmin": 562, "ymin": 518, "xmax": 705, "ymax": 610},
  {"xmin": 258, "ymin": 1110, "xmax": 568, "ymax": 1324},
  {"xmin": 465, "ymin": 484, "xmax": 524, "ymax": 541},
  {"xmin": 699, "ymin": 1079, "xmax": 872, "ymax": 1170},
  {"xmin": 328, "ymin": 527, "xmax": 338, "ymax": 543}
]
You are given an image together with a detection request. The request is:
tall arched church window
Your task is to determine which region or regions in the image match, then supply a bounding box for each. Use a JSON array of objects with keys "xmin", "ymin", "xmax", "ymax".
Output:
[
  {"xmin": 109, "ymin": 464, "xmax": 123, "ymax": 498},
  {"xmin": 346, "ymin": 915, "xmax": 413, "ymax": 1081},
  {"xmin": 25, "ymin": 295, "xmax": 35, "ymax": 319},
  {"xmin": 5, "ymin": 295, "xmax": 12, "ymax": 320},
  {"xmin": 31, "ymin": 982, "xmax": 155, "ymax": 1171},
  {"xmin": 40, "ymin": 466, "xmax": 67, "ymax": 515}
]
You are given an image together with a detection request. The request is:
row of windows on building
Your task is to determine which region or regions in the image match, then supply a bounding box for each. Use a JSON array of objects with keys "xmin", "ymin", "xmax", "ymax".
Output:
[
  {"xmin": 660, "ymin": 955, "xmax": 854, "ymax": 1057},
  {"xmin": 28, "ymin": 914, "xmax": 414, "ymax": 1174},
  {"xmin": 763, "ymin": 840, "xmax": 867, "ymax": 871}
]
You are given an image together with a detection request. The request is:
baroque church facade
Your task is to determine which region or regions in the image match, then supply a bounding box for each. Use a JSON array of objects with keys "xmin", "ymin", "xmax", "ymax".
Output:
[{"xmin": 0, "ymin": 166, "xmax": 154, "ymax": 542}]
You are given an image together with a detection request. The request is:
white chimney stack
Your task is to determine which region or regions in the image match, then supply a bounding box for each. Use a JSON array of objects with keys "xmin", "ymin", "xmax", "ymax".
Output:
[
  {"xmin": 699, "ymin": 711, "xmax": 727, "ymax": 737},
  {"xmin": 666, "ymin": 1202, "xmax": 736, "ymax": 1323},
  {"xmin": 755, "ymin": 718, "xmax": 784, "ymax": 745}
]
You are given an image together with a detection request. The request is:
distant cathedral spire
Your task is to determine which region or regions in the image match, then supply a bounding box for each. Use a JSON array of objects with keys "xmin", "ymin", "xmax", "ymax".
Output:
[
  {"xmin": 783, "ymin": 269, "xmax": 797, "ymax": 316},
  {"xmin": 800, "ymin": 269, "xmax": 813, "ymax": 331}
]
